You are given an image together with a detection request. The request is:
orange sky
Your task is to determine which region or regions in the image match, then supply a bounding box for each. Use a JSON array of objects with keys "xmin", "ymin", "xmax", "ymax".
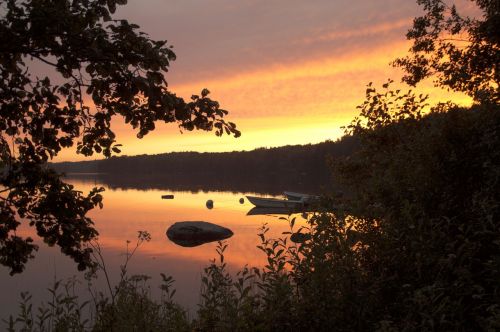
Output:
[{"xmin": 53, "ymin": 0, "xmax": 474, "ymax": 162}]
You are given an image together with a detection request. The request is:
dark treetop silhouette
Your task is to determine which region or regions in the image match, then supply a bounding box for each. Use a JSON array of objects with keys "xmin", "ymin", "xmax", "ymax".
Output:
[
  {"xmin": 394, "ymin": 0, "xmax": 500, "ymax": 105},
  {"xmin": 0, "ymin": 0, "xmax": 240, "ymax": 274}
]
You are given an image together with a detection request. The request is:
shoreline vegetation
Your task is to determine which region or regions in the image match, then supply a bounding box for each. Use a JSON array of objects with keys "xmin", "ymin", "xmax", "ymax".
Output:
[{"xmin": 6, "ymin": 103, "xmax": 500, "ymax": 331}]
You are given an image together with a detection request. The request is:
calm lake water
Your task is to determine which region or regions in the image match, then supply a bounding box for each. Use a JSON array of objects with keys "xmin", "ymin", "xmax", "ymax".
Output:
[{"xmin": 0, "ymin": 176, "xmax": 309, "ymax": 319}]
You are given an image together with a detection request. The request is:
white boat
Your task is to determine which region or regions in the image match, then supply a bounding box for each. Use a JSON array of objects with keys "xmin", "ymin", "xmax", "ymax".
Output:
[
  {"xmin": 283, "ymin": 191, "xmax": 319, "ymax": 203},
  {"xmin": 246, "ymin": 195, "xmax": 304, "ymax": 209}
]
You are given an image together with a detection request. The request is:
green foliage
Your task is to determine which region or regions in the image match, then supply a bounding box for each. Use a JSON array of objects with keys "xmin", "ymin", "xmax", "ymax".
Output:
[
  {"xmin": 89, "ymin": 231, "xmax": 189, "ymax": 331},
  {"xmin": 196, "ymin": 242, "xmax": 246, "ymax": 331},
  {"xmin": 4, "ymin": 278, "xmax": 89, "ymax": 332},
  {"xmin": 330, "ymin": 82, "xmax": 500, "ymax": 330},
  {"xmin": 0, "ymin": 168, "xmax": 104, "ymax": 275},
  {"xmin": 393, "ymin": 0, "xmax": 500, "ymax": 104},
  {"xmin": 194, "ymin": 235, "xmax": 296, "ymax": 332},
  {"xmin": 5, "ymin": 275, "xmax": 190, "ymax": 332},
  {"xmin": 5, "ymin": 231, "xmax": 189, "ymax": 332},
  {"xmin": 92, "ymin": 275, "xmax": 189, "ymax": 332},
  {"xmin": 0, "ymin": 0, "xmax": 239, "ymax": 274},
  {"xmin": 347, "ymin": 79, "xmax": 428, "ymax": 134}
]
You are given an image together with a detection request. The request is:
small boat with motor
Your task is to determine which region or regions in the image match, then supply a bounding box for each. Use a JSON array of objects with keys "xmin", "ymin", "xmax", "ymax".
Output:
[{"xmin": 283, "ymin": 191, "xmax": 319, "ymax": 203}]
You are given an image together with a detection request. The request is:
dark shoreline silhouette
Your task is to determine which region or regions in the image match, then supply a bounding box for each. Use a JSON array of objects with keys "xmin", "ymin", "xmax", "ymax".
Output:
[{"xmin": 54, "ymin": 138, "xmax": 358, "ymax": 195}]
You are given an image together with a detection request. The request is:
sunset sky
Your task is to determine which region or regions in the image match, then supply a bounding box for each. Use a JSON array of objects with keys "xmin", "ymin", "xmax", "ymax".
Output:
[{"xmin": 55, "ymin": 0, "xmax": 474, "ymax": 161}]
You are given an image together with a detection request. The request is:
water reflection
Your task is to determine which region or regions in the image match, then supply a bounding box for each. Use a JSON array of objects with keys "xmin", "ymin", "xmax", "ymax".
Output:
[
  {"xmin": 247, "ymin": 206, "xmax": 302, "ymax": 216},
  {"xmin": 64, "ymin": 172, "xmax": 325, "ymax": 196},
  {"xmin": 0, "ymin": 176, "xmax": 309, "ymax": 318}
]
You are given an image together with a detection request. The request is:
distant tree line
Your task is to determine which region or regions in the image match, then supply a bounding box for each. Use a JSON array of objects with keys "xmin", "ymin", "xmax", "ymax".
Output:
[{"xmin": 51, "ymin": 138, "xmax": 359, "ymax": 194}]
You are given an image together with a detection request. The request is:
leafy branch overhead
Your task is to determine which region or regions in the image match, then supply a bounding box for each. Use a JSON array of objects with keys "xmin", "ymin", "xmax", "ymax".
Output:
[
  {"xmin": 0, "ymin": 0, "xmax": 240, "ymax": 274},
  {"xmin": 393, "ymin": 0, "xmax": 499, "ymax": 104}
]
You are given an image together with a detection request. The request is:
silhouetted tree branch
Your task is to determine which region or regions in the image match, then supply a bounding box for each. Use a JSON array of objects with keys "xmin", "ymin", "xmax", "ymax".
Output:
[{"xmin": 0, "ymin": 0, "xmax": 240, "ymax": 274}]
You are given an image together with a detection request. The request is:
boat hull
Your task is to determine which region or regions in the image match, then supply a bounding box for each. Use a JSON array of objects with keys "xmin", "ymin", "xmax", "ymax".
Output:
[{"xmin": 246, "ymin": 195, "xmax": 303, "ymax": 209}]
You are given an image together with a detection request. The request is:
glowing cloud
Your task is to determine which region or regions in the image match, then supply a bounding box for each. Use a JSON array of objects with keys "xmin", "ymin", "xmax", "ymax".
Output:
[{"xmin": 53, "ymin": 1, "xmax": 473, "ymax": 161}]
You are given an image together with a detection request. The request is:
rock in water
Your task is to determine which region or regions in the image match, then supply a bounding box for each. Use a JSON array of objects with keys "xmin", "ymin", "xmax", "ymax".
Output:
[{"xmin": 166, "ymin": 221, "xmax": 233, "ymax": 247}]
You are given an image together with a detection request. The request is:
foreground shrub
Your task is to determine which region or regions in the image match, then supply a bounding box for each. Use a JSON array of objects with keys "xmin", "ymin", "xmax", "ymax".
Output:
[{"xmin": 92, "ymin": 275, "xmax": 189, "ymax": 332}]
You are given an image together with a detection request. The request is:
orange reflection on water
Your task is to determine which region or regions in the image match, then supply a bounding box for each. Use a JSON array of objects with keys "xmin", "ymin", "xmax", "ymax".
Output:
[
  {"xmin": 75, "ymin": 180, "xmax": 307, "ymax": 269},
  {"xmin": 0, "ymin": 179, "xmax": 309, "ymax": 315}
]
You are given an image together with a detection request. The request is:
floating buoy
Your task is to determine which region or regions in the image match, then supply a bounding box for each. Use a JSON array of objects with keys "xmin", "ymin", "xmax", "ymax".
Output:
[
  {"xmin": 239, "ymin": 198, "xmax": 244, "ymax": 204},
  {"xmin": 206, "ymin": 199, "xmax": 214, "ymax": 209}
]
